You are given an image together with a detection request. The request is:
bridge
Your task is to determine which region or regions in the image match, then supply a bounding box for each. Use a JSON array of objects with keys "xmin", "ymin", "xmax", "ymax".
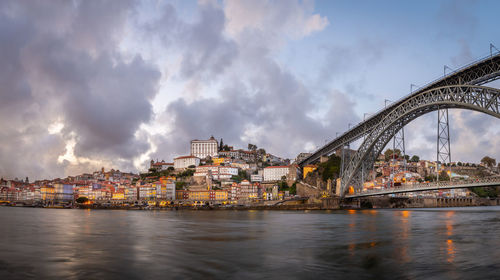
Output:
[
  {"xmin": 345, "ymin": 177, "xmax": 500, "ymax": 198},
  {"xmin": 299, "ymin": 48, "xmax": 500, "ymax": 197}
]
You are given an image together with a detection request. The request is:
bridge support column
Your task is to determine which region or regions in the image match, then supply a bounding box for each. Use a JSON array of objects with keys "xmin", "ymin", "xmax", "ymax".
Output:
[
  {"xmin": 437, "ymin": 107, "xmax": 451, "ymax": 182},
  {"xmin": 393, "ymin": 125, "xmax": 406, "ymax": 175},
  {"xmin": 340, "ymin": 142, "xmax": 350, "ymax": 178}
]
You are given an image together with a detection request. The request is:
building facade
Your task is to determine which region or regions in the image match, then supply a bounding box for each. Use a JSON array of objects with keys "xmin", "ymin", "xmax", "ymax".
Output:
[
  {"xmin": 263, "ymin": 166, "xmax": 290, "ymax": 182},
  {"xmin": 191, "ymin": 136, "xmax": 218, "ymax": 159},
  {"xmin": 174, "ymin": 156, "xmax": 200, "ymax": 169}
]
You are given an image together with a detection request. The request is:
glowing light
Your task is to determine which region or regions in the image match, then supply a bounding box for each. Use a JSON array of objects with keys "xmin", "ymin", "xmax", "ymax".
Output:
[
  {"xmin": 48, "ymin": 121, "xmax": 64, "ymax": 134},
  {"xmin": 401, "ymin": 210, "xmax": 410, "ymax": 218}
]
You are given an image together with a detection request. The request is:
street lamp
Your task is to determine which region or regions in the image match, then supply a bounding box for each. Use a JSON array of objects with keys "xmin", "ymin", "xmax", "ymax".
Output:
[
  {"xmin": 384, "ymin": 99, "xmax": 393, "ymax": 108},
  {"xmin": 444, "ymin": 65, "xmax": 453, "ymax": 76},
  {"xmin": 410, "ymin": 84, "xmax": 420, "ymax": 93}
]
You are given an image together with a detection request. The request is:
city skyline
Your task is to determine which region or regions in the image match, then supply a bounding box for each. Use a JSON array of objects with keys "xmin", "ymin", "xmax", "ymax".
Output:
[{"xmin": 1, "ymin": 0, "xmax": 499, "ymax": 180}]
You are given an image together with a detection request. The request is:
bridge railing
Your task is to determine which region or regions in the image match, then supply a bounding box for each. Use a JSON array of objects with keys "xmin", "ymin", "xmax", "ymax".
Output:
[
  {"xmin": 357, "ymin": 50, "xmax": 500, "ymax": 133},
  {"xmin": 301, "ymin": 50, "xmax": 500, "ymax": 166},
  {"xmin": 352, "ymin": 177, "xmax": 500, "ymax": 196}
]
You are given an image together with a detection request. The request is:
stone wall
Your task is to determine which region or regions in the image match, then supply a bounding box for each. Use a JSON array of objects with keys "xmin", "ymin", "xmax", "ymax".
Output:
[{"xmin": 296, "ymin": 181, "xmax": 321, "ymax": 197}]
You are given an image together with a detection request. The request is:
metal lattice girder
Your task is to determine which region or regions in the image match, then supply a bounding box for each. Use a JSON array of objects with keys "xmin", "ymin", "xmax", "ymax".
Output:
[
  {"xmin": 436, "ymin": 108, "xmax": 451, "ymax": 181},
  {"xmin": 340, "ymin": 85, "xmax": 500, "ymax": 197},
  {"xmin": 300, "ymin": 53, "xmax": 500, "ymax": 167},
  {"xmin": 392, "ymin": 125, "xmax": 406, "ymax": 172}
]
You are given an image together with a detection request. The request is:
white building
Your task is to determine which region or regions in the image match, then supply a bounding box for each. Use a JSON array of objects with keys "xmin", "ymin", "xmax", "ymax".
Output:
[
  {"xmin": 165, "ymin": 183, "xmax": 175, "ymax": 200},
  {"xmin": 219, "ymin": 166, "xmax": 238, "ymax": 176},
  {"xmin": 150, "ymin": 160, "xmax": 174, "ymax": 171},
  {"xmin": 263, "ymin": 166, "xmax": 290, "ymax": 182},
  {"xmin": 194, "ymin": 165, "xmax": 238, "ymax": 181},
  {"xmin": 191, "ymin": 136, "xmax": 218, "ymax": 159},
  {"xmin": 174, "ymin": 155, "xmax": 200, "ymax": 170},
  {"xmin": 250, "ymin": 174, "xmax": 263, "ymax": 182}
]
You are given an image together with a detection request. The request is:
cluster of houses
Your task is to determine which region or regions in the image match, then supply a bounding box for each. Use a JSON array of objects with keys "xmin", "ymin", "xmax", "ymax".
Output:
[
  {"xmin": 360, "ymin": 155, "xmax": 474, "ymax": 197},
  {"xmin": 1, "ymin": 137, "xmax": 301, "ymax": 205}
]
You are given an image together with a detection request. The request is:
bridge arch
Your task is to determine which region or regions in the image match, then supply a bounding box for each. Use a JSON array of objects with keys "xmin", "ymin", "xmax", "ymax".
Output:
[{"xmin": 340, "ymin": 85, "xmax": 500, "ymax": 197}]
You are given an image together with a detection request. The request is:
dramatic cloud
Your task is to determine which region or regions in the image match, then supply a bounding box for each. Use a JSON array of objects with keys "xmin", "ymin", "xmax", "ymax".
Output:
[
  {"xmin": 0, "ymin": 0, "xmax": 161, "ymax": 179},
  {"xmin": 148, "ymin": 0, "xmax": 353, "ymax": 162}
]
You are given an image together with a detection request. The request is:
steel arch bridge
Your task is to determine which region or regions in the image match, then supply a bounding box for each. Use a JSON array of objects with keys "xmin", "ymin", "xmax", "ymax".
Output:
[
  {"xmin": 298, "ymin": 52, "xmax": 500, "ymax": 198},
  {"xmin": 340, "ymin": 85, "xmax": 500, "ymax": 196},
  {"xmin": 299, "ymin": 52, "xmax": 500, "ymax": 167}
]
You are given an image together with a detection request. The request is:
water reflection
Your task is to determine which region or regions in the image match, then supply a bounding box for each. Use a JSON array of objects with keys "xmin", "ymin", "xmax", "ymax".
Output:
[
  {"xmin": 0, "ymin": 207, "xmax": 499, "ymax": 279},
  {"xmin": 396, "ymin": 210, "xmax": 412, "ymax": 263},
  {"xmin": 444, "ymin": 211, "xmax": 456, "ymax": 264}
]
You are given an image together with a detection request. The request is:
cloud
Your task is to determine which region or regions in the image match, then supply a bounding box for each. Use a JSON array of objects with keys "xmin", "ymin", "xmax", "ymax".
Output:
[
  {"xmin": 0, "ymin": 0, "xmax": 161, "ymax": 179},
  {"xmin": 224, "ymin": 0, "xmax": 329, "ymax": 44},
  {"xmin": 147, "ymin": 2, "xmax": 356, "ymax": 162}
]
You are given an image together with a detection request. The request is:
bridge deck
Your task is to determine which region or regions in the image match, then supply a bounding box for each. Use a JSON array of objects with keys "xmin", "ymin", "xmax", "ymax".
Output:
[{"xmin": 345, "ymin": 179, "xmax": 500, "ymax": 198}]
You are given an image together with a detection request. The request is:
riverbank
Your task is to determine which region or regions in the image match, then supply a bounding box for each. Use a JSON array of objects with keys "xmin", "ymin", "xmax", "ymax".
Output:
[
  {"xmin": 2, "ymin": 196, "xmax": 500, "ymax": 210},
  {"xmin": 354, "ymin": 196, "xmax": 500, "ymax": 209}
]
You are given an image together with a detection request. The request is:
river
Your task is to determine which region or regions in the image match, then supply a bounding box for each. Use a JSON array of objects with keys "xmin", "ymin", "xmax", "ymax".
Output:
[{"xmin": 0, "ymin": 206, "xmax": 499, "ymax": 279}]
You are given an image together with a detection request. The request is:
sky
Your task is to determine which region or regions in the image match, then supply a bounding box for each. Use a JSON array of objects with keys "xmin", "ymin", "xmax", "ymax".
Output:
[{"xmin": 0, "ymin": 0, "xmax": 499, "ymax": 180}]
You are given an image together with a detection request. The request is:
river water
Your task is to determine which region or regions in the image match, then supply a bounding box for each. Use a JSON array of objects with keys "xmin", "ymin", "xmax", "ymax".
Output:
[{"xmin": 0, "ymin": 206, "xmax": 499, "ymax": 279}]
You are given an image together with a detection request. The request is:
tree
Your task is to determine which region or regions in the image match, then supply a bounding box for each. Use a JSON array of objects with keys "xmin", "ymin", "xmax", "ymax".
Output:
[
  {"xmin": 425, "ymin": 174, "xmax": 436, "ymax": 182},
  {"xmin": 175, "ymin": 181, "xmax": 187, "ymax": 190},
  {"xmin": 248, "ymin": 143, "xmax": 257, "ymax": 151},
  {"xmin": 219, "ymin": 138, "xmax": 224, "ymax": 151},
  {"xmin": 481, "ymin": 156, "xmax": 496, "ymax": 168},
  {"xmin": 318, "ymin": 155, "xmax": 341, "ymax": 182},
  {"xmin": 239, "ymin": 169, "xmax": 248, "ymax": 180},
  {"xmin": 76, "ymin": 197, "xmax": 89, "ymax": 204},
  {"xmin": 205, "ymin": 156, "xmax": 213, "ymax": 165},
  {"xmin": 410, "ymin": 155, "xmax": 420, "ymax": 162},
  {"xmin": 470, "ymin": 187, "xmax": 500, "ymax": 198},
  {"xmin": 384, "ymin": 149, "xmax": 401, "ymax": 161},
  {"xmin": 188, "ymin": 165, "xmax": 196, "ymax": 169},
  {"xmin": 457, "ymin": 162, "xmax": 463, "ymax": 166},
  {"xmin": 439, "ymin": 170, "xmax": 450, "ymax": 181},
  {"xmin": 279, "ymin": 180, "xmax": 289, "ymax": 191},
  {"xmin": 257, "ymin": 148, "xmax": 266, "ymax": 155},
  {"xmin": 289, "ymin": 183, "xmax": 297, "ymax": 195}
]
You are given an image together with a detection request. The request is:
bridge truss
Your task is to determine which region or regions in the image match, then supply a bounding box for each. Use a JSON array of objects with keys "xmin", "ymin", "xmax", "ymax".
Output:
[
  {"xmin": 340, "ymin": 85, "xmax": 500, "ymax": 196},
  {"xmin": 299, "ymin": 51, "xmax": 500, "ymax": 197},
  {"xmin": 300, "ymin": 52, "xmax": 500, "ymax": 167}
]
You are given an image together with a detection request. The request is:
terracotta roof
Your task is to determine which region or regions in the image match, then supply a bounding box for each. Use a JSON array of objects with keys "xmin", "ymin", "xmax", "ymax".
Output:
[
  {"xmin": 174, "ymin": 155, "xmax": 199, "ymax": 160},
  {"xmin": 153, "ymin": 162, "xmax": 173, "ymax": 166},
  {"xmin": 264, "ymin": 165, "xmax": 290, "ymax": 169}
]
